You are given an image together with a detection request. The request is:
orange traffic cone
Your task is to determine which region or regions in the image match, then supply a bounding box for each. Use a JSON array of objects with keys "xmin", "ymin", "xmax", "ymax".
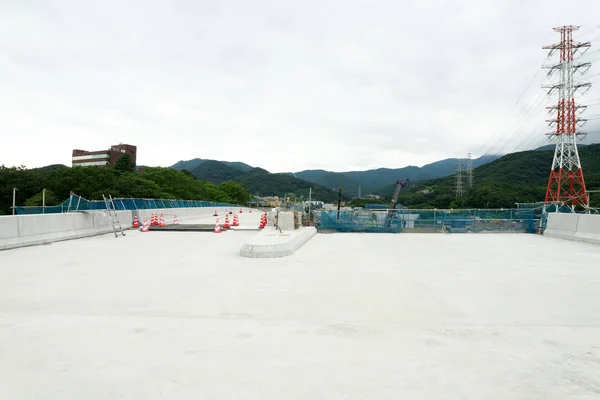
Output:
[
  {"xmin": 239, "ymin": 208, "xmax": 243, "ymax": 214},
  {"xmin": 151, "ymin": 213, "xmax": 157, "ymax": 226},
  {"xmin": 173, "ymin": 215, "xmax": 179, "ymax": 224},
  {"xmin": 232, "ymin": 214, "xmax": 239, "ymax": 227},
  {"xmin": 224, "ymin": 215, "xmax": 230, "ymax": 229},
  {"xmin": 132, "ymin": 215, "xmax": 139, "ymax": 228},
  {"xmin": 213, "ymin": 209, "xmax": 218, "ymax": 217},
  {"xmin": 214, "ymin": 218, "xmax": 222, "ymax": 233},
  {"xmin": 140, "ymin": 218, "xmax": 149, "ymax": 232},
  {"xmin": 159, "ymin": 214, "xmax": 166, "ymax": 226},
  {"xmin": 229, "ymin": 209, "xmax": 233, "ymax": 215},
  {"xmin": 261, "ymin": 213, "xmax": 267, "ymax": 228}
]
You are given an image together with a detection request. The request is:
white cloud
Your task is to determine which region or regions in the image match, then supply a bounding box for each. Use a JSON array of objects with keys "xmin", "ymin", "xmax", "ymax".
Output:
[{"xmin": 1, "ymin": 0, "xmax": 599, "ymax": 172}]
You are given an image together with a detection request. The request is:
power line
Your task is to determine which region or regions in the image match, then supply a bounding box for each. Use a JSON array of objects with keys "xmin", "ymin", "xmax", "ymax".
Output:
[
  {"xmin": 474, "ymin": 58, "xmax": 549, "ymax": 156},
  {"xmin": 484, "ymin": 89, "xmax": 549, "ymax": 156}
]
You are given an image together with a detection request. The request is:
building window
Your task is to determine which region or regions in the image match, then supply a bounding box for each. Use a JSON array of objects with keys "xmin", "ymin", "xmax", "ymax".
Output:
[
  {"xmin": 72, "ymin": 153, "xmax": 110, "ymax": 161},
  {"xmin": 73, "ymin": 160, "xmax": 110, "ymax": 166}
]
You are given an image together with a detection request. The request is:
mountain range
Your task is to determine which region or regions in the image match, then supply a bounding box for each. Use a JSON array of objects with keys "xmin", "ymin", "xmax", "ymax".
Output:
[
  {"xmin": 170, "ymin": 154, "xmax": 501, "ymax": 199},
  {"xmin": 390, "ymin": 143, "xmax": 600, "ymax": 209},
  {"xmin": 171, "ymin": 158, "xmax": 253, "ymax": 173}
]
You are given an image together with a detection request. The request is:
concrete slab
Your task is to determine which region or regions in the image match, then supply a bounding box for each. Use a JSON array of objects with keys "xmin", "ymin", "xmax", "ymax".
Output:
[
  {"xmin": 1, "ymin": 233, "xmax": 600, "ymax": 399},
  {"xmin": 240, "ymin": 226, "xmax": 317, "ymax": 258}
]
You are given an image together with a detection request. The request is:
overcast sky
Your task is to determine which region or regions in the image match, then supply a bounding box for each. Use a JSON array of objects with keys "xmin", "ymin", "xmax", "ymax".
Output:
[{"xmin": 1, "ymin": 0, "xmax": 599, "ymax": 173}]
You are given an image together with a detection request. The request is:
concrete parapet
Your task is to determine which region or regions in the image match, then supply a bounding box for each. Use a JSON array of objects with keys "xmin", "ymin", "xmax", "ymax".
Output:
[
  {"xmin": 0, "ymin": 211, "xmax": 130, "ymax": 251},
  {"xmin": 240, "ymin": 227, "xmax": 317, "ymax": 258},
  {"xmin": 572, "ymin": 214, "xmax": 600, "ymax": 245},
  {"xmin": 544, "ymin": 213, "xmax": 579, "ymax": 240},
  {"xmin": 545, "ymin": 213, "xmax": 600, "ymax": 245},
  {"xmin": 0, "ymin": 216, "xmax": 19, "ymax": 240},
  {"xmin": 0, "ymin": 207, "xmax": 259, "ymax": 251}
]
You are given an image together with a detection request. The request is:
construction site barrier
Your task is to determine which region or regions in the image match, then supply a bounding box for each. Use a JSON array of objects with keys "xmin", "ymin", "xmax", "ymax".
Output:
[
  {"xmin": 315, "ymin": 208, "xmax": 540, "ymax": 233},
  {"xmin": 14, "ymin": 194, "xmax": 239, "ymax": 215}
]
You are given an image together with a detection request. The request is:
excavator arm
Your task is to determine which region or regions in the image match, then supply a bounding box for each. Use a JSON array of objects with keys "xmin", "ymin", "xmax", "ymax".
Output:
[{"xmin": 384, "ymin": 179, "xmax": 409, "ymax": 228}]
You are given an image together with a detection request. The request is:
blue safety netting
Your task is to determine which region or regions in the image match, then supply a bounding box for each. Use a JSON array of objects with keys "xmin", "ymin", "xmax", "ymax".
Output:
[
  {"xmin": 315, "ymin": 210, "xmax": 403, "ymax": 233},
  {"xmin": 15, "ymin": 193, "xmax": 239, "ymax": 215},
  {"xmin": 315, "ymin": 208, "xmax": 541, "ymax": 233}
]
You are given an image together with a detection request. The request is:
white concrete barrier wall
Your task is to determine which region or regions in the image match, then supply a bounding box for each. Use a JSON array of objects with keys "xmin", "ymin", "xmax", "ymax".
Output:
[
  {"xmin": 0, "ymin": 216, "xmax": 19, "ymax": 240},
  {"xmin": 572, "ymin": 214, "xmax": 600, "ymax": 244},
  {"xmin": 0, "ymin": 210, "xmax": 131, "ymax": 250},
  {"xmin": 0, "ymin": 206, "xmax": 256, "ymax": 250},
  {"xmin": 545, "ymin": 213, "xmax": 600, "ymax": 245},
  {"xmin": 544, "ymin": 213, "xmax": 579, "ymax": 240},
  {"xmin": 18, "ymin": 213, "xmax": 94, "ymax": 237}
]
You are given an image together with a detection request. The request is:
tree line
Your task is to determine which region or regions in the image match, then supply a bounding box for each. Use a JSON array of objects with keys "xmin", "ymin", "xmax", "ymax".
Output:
[{"xmin": 0, "ymin": 156, "xmax": 251, "ymax": 215}]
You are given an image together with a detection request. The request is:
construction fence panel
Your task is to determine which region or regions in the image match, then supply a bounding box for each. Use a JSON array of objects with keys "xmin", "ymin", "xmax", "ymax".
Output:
[
  {"xmin": 15, "ymin": 193, "xmax": 239, "ymax": 215},
  {"xmin": 315, "ymin": 208, "xmax": 545, "ymax": 234}
]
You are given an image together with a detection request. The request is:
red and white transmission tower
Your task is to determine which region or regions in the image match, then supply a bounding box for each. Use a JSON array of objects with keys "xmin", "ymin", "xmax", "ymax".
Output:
[{"xmin": 542, "ymin": 25, "xmax": 591, "ymax": 208}]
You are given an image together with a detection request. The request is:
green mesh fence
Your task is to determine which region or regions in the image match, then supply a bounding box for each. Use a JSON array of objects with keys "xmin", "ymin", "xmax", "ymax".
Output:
[
  {"xmin": 15, "ymin": 193, "xmax": 239, "ymax": 215},
  {"xmin": 316, "ymin": 208, "xmax": 541, "ymax": 233}
]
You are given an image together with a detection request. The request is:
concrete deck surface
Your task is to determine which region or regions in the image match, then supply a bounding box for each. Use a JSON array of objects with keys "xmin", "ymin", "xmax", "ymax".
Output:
[{"xmin": 1, "ymin": 230, "xmax": 600, "ymax": 399}]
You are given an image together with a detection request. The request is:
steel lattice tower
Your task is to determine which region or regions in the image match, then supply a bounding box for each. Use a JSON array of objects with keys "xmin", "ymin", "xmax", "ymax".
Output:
[
  {"xmin": 456, "ymin": 160, "xmax": 464, "ymax": 197},
  {"xmin": 542, "ymin": 25, "xmax": 591, "ymax": 208},
  {"xmin": 466, "ymin": 152, "xmax": 473, "ymax": 189}
]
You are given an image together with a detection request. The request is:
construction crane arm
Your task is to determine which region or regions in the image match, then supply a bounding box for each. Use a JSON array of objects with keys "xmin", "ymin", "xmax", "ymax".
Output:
[
  {"xmin": 388, "ymin": 179, "xmax": 409, "ymax": 211},
  {"xmin": 384, "ymin": 179, "xmax": 409, "ymax": 228}
]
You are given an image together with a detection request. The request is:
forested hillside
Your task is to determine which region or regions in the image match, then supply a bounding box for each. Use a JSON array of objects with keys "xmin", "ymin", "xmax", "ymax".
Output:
[
  {"xmin": 0, "ymin": 164, "xmax": 250, "ymax": 215},
  {"xmin": 383, "ymin": 144, "xmax": 600, "ymax": 209}
]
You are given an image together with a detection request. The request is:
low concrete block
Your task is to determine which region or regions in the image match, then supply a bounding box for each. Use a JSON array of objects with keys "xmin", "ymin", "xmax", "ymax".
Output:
[
  {"xmin": 544, "ymin": 213, "xmax": 579, "ymax": 240},
  {"xmin": 240, "ymin": 227, "xmax": 317, "ymax": 258},
  {"xmin": 277, "ymin": 212, "xmax": 296, "ymax": 230}
]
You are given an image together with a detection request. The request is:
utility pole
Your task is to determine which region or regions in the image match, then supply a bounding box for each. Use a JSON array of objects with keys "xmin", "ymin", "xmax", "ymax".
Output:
[
  {"xmin": 466, "ymin": 152, "xmax": 473, "ymax": 189},
  {"xmin": 12, "ymin": 187, "xmax": 18, "ymax": 215},
  {"xmin": 337, "ymin": 186, "xmax": 342, "ymax": 219},
  {"xmin": 358, "ymin": 185, "xmax": 362, "ymax": 199},
  {"xmin": 542, "ymin": 25, "xmax": 591, "ymax": 209},
  {"xmin": 455, "ymin": 161, "xmax": 464, "ymax": 198},
  {"xmin": 42, "ymin": 188, "xmax": 46, "ymax": 214},
  {"xmin": 308, "ymin": 187, "xmax": 312, "ymax": 225}
]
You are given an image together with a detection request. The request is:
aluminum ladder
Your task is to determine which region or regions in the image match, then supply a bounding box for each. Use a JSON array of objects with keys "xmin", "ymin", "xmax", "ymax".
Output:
[{"xmin": 103, "ymin": 194, "xmax": 126, "ymax": 237}]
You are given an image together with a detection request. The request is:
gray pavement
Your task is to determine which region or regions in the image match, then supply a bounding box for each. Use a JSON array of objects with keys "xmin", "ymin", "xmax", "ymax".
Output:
[{"xmin": 1, "ymin": 231, "xmax": 600, "ymax": 399}]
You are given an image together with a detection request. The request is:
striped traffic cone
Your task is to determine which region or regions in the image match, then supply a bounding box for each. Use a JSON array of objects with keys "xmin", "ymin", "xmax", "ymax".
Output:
[{"xmin": 214, "ymin": 218, "xmax": 222, "ymax": 233}]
